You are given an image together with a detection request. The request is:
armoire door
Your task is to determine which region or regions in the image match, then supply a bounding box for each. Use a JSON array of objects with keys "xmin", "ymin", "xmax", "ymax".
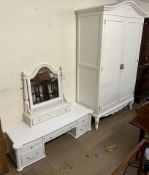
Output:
[
  {"xmin": 119, "ymin": 19, "xmax": 143, "ymax": 103},
  {"xmin": 99, "ymin": 16, "xmax": 125, "ymax": 114}
]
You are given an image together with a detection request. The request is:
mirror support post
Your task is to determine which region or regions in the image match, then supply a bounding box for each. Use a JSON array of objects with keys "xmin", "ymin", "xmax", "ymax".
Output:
[
  {"xmin": 59, "ymin": 67, "xmax": 65, "ymax": 101},
  {"xmin": 22, "ymin": 72, "xmax": 29, "ymax": 113}
]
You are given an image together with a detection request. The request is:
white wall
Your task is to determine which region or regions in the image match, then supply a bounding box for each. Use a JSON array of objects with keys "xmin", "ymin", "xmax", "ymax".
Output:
[{"xmin": 0, "ymin": 0, "xmax": 148, "ymax": 128}]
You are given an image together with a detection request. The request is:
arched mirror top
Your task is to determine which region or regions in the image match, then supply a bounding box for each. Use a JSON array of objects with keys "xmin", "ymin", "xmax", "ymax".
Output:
[{"xmin": 29, "ymin": 64, "xmax": 58, "ymax": 80}]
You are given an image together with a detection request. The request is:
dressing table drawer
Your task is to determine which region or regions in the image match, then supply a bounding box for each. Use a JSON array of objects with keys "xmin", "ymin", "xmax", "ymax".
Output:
[
  {"xmin": 21, "ymin": 138, "xmax": 43, "ymax": 154},
  {"xmin": 77, "ymin": 114, "xmax": 90, "ymax": 125},
  {"xmin": 32, "ymin": 106, "xmax": 71, "ymax": 126},
  {"xmin": 59, "ymin": 121, "xmax": 77, "ymax": 135},
  {"xmin": 32, "ymin": 116, "xmax": 50, "ymax": 125},
  {"xmin": 21, "ymin": 146, "xmax": 44, "ymax": 167},
  {"xmin": 44, "ymin": 132, "xmax": 57, "ymax": 143},
  {"xmin": 44, "ymin": 121, "xmax": 77, "ymax": 143},
  {"xmin": 69, "ymin": 115, "xmax": 91, "ymax": 138},
  {"xmin": 76, "ymin": 122, "xmax": 90, "ymax": 137}
]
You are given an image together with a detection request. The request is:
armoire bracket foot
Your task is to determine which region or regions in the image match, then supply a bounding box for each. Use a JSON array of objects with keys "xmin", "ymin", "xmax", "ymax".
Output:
[
  {"xmin": 129, "ymin": 100, "xmax": 134, "ymax": 110},
  {"xmin": 95, "ymin": 117, "xmax": 100, "ymax": 130}
]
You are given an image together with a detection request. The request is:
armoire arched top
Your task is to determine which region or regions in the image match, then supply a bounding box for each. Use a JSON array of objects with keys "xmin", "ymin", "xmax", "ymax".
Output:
[{"xmin": 75, "ymin": 0, "xmax": 148, "ymax": 18}]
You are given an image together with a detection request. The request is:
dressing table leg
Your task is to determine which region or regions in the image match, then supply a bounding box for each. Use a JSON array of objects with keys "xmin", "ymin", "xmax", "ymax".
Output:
[{"xmin": 15, "ymin": 149, "xmax": 23, "ymax": 171}]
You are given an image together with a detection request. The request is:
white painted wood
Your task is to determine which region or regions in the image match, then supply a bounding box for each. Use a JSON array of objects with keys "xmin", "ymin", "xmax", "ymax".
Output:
[
  {"xmin": 69, "ymin": 114, "xmax": 91, "ymax": 138},
  {"xmin": 24, "ymin": 64, "xmax": 63, "ymax": 111},
  {"xmin": 22, "ymin": 64, "xmax": 71, "ymax": 126},
  {"xmin": 21, "ymin": 138, "xmax": 43, "ymax": 154},
  {"xmin": 24, "ymin": 102, "xmax": 71, "ymax": 126},
  {"xmin": 9, "ymin": 65, "xmax": 93, "ymax": 171},
  {"xmin": 76, "ymin": 1, "xmax": 147, "ymax": 17},
  {"xmin": 76, "ymin": 12, "xmax": 102, "ymax": 114},
  {"xmin": 99, "ymin": 15, "xmax": 125, "ymax": 114},
  {"xmin": 119, "ymin": 20, "xmax": 143, "ymax": 103},
  {"xmin": 77, "ymin": 66, "xmax": 98, "ymax": 113},
  {"xmin": 22, "ymin": 72, "xmax": 29, "ymax": 113},
  {"xmin": 21, "ymin": 145, "xmax": 45, "ymax": 168},
  {"xmin": 5, "ymin": 103, "xmax": 93, "ymax": 171},
  {"xmin": 78, "ymin": 14, "xmax": 100, "ymax": 66},
  {"xmin": 76, "ymin": 1, "xmax": 147, "ymax": 129}
]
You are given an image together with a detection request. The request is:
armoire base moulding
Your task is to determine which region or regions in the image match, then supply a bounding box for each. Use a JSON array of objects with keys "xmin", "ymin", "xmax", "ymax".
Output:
[{"xmin": 94, "ymin": 99, "xmax": 133, "ymax": 130}]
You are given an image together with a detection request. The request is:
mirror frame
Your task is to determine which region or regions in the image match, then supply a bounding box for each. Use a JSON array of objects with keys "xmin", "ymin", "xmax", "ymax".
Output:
[{"xmin": 22, "ymin": 64, "xmax": 64, "ymax": 112}]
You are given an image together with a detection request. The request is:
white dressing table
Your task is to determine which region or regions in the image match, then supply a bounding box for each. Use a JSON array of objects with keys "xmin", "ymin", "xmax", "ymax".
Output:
[
  {"xmin": 5, "ymin": 64, "xmax": 92, "ymax": 171},
  {"xmin": 5, "ymin": 103, "xmax": 92, "ymax": 171}
]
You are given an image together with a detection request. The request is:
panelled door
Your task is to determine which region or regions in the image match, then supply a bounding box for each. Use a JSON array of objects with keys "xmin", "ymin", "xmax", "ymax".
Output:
[
  {"xmin": 99, "ymin": 16, "xmax": 125, "ymax": 114},
  {"xmin": 119, "ymin": 19, "xmax": 143, "ymax": 103},
  {"xmin": 140, "ymin": 18, "xmax": 149, "ymax": 66},
  {"xmin": 135, "ymin": 18, "xmax": 149, "ymax": 102}
]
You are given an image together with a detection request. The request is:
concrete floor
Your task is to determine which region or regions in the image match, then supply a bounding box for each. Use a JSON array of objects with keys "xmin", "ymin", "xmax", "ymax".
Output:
[{"xmin": 6, "ymin": 106, "xmax": 140, "ymax": 175}]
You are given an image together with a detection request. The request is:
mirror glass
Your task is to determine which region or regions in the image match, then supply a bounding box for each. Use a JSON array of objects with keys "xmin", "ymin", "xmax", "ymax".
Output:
[{"xmin": 30, "ymin": 67, "xmax": 59, "ymax": 105}]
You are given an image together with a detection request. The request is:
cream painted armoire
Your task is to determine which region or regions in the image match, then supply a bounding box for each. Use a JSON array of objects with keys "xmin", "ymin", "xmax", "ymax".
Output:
[{"xmin": 76, "ymin": 1, "xmax": 147, "ymax": 129}]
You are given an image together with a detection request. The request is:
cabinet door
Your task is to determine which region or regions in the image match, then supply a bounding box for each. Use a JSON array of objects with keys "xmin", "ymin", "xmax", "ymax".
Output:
[
  {"xmin": 77, "ymin": 13, "xmax": 101, "ymax": 113},
  {"xmin": 119, "ymin": 20, "xmax": 143, "ymax": 103},
  {"xmin": 135, "ymin": 18, "xmax": 149, "ymax": 102},
  {"xmin": 139, "ymin": 18, "xmax": 149, "ymax": 66},
  {"xmin": 99, "ymin": 16, "xmax": 125, "ymax": 114}
]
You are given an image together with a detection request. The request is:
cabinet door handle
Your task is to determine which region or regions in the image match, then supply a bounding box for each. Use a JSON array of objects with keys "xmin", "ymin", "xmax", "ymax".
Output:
[{"xmin": 120, "ymin": 64, "xmax": 124, "ymax": 70}]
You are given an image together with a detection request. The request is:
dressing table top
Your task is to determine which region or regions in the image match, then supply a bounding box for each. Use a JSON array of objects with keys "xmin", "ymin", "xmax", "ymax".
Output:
[{"xmin": 5, "ymin": 103, "xmax": 92, "ymax": 149}]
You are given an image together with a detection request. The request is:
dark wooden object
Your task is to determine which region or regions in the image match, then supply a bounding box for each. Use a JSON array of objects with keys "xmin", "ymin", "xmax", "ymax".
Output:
[
  {"xmin": 135, "ymin": 18, "xmax": 149, "ymax": 103},
  {"xmin": 135, "ymin": 102, "xmax": 149, "ymax": 117},
  {"xmin": 111, "ymin": 138, "xmax": 148, "ymax": 175},
  {"xmin": 112, "ymin": 103, "xmax": 149, "ymax": 174},
  {"xmin": 130, "ymin": 103, "xmax": 149, "ymax": 142},
  {"xmin": 0, "ymin": 119, "xmax": 9, "ymax": 173}
]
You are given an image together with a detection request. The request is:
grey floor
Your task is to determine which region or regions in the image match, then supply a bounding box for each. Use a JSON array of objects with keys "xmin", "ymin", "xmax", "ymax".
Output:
[{"xmin": 6, "ymin": 106, "xmax": 140, "ymax": 175}]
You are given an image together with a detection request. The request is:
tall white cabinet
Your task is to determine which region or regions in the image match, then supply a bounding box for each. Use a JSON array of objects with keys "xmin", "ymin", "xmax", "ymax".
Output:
[{"xmin": 76, "ymin": 1, "xmax": 147, "ymax": 129}]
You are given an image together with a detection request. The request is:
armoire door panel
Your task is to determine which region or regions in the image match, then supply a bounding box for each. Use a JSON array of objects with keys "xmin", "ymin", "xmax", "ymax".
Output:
[
  {"xmin": 99, "ymin": 19, "xmax": 125, "ymax": 112},
  {"xmin": 119, "ymin": 21, "xmax": 143, "ymax": 102},
  {"xmin": 78, "ymin": 14, "xmax": 100, "ymax": 66},
  {"xmin": 77, "ymin": 66, "xmax": 98, "ymax": 113}
]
